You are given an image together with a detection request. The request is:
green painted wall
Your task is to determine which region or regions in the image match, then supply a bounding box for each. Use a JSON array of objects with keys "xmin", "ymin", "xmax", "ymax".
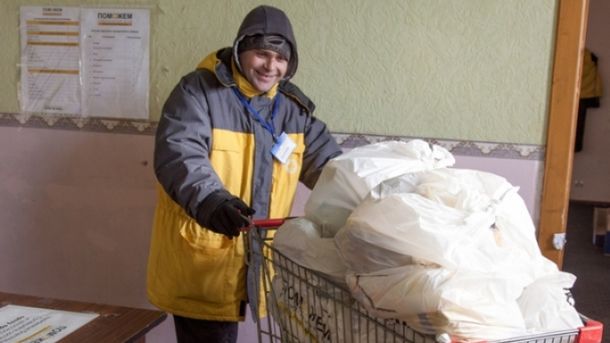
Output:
[{"xmin": 0, "ymin": 0, "xmax": 557, "ymax": 144}]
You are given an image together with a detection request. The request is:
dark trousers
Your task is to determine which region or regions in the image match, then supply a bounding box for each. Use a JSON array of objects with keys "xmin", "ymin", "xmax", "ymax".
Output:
[{"xmin": 173, "ymin": 315, "xmax": 238, "ymax": 343}]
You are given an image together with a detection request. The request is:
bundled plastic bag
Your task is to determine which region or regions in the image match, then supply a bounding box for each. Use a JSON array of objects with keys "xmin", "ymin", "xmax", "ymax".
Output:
[
  {"xmin": 336, "ymin": 191, "xmax": 504, "ymax": 273},
  {"xmin": 305, "ymin": 140, "xmax": 454, "ymax": 237},
  {"xmin": 272, "ymin": 218, "xmax": 347, "ymax": 285},
  {"xmin": 347, "ymin": 266, "xmax": 529, "ymax": 340},
  {"xmin": 275, "ymin": 140, "xmax": 581, "ymax": 341},
  {"xmin": 518, "ymin": 272, "xmax": 583, "ymax": 331},
  {"xmin": 334, "ymin": 167, "xmax": 580, "ymax": 340}
]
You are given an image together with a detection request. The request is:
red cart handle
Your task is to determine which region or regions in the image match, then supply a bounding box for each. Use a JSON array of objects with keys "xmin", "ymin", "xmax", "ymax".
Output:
[
  {"xmin": 252, "ymin": 218, "xmax": 286, "ymax": 228},
  {"xmin": 241, "ymin": 218, "xmax": 288, "ymax": 231}
]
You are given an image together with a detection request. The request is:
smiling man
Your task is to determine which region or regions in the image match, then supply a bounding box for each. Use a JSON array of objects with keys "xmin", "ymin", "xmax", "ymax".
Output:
[
  {"xmin": 147, "ymin": 5, "xmax": 341, "ymax": 343},
  {"xmin": 237, "ymin": 35, "xmax": 290, "ymax": 92}
]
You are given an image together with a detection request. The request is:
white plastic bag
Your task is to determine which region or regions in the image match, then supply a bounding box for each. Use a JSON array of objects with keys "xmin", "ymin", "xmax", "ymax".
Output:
[
  {"xmin": 305, "ymin": 140, "xmax": 454, "ymax": 237},
  {"xmin": 272, "ymin": 218, "xmax": 347, "ymax": 285},
  {"xmin": 335, "ymin": 167, "xmax": 581, "ymax": 340},
  {"xmin": 517, "ymin": 272, "xmax": 583, "ymax": 332}
]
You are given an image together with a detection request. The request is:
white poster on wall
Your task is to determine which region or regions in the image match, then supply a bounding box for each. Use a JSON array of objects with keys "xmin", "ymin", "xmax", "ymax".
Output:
[
  {"xmin": 80, "ymin": 8, "xmax": 150, "ymax": 119},
  {"xmin": 0, "ymin": 305, "xmax": 98, "ymax": 343},
  {"xmin": 19, "ymin": 6, "xmax": 150, "ymax": 119},
  {"xmin": 19, "ymin": 6, "xmax": 81, "ymax": 115}
]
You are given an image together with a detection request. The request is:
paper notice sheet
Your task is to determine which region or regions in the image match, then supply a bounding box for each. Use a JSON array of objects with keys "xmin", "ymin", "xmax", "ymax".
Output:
[
  {"xmin": 0, "ymin": 305, "xmax": 98, "ymax": 343},
  {"xmin": 80, "ymin": 8, "xmax": 150, "ymax": 119},
  {"xmin": 19, "ymin": 7, "xmax": 81, "ymax": 115}
]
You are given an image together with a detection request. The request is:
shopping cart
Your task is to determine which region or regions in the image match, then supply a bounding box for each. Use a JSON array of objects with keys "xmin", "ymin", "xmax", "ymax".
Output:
[{"xmin": 245, "ymin": 219, "xmax": 603, "ymax": 343}]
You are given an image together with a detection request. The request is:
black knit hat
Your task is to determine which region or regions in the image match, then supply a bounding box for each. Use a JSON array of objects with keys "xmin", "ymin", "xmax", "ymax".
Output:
[
  {"xmin": 233, "ymin": 5, "xmax": 298, "ymax": 79},
  {"xmin": 238, "ymin": 34, "xmax": 292, "ymax": 61}
]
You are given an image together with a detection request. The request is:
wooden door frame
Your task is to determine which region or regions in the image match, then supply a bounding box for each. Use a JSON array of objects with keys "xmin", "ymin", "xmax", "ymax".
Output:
[{"xmin": 538, "ymin": 0, "xmax": 589, "ymax": 268}]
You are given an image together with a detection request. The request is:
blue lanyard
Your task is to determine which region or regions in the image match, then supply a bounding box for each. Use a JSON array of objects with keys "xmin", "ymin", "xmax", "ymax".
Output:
[{"xmin": 232, "ymin": 88, "xmax": 280, "ymax": 140}]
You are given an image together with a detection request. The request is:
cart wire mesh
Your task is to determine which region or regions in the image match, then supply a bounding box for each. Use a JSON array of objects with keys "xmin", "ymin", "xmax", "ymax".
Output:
[{"xmin": 245, "ymin": 224, "xmax": 602, "ymax": 343}]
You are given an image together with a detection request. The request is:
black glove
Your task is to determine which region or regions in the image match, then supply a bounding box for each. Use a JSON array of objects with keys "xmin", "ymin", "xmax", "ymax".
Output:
[{"xmin": 198, "ymin": 190, "xmax": 255, "ymax": 238}]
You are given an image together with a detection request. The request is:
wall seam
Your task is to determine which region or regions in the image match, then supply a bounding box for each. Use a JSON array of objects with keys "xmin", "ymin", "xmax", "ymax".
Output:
[{"xmin": 0, "ymin": 112, "xmax": 544, "ymax": 160}]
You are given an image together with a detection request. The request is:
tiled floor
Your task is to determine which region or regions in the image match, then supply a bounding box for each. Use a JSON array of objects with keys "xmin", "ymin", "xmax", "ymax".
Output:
[{"xmin": 563, "ymin": 202, "xmax": 610, "ymax": 343}]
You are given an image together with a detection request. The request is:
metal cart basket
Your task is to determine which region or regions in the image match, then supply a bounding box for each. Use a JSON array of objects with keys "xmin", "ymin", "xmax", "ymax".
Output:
[{"xmin": 246, "ymin": 220, "xmax": 603, "ymax": 343}]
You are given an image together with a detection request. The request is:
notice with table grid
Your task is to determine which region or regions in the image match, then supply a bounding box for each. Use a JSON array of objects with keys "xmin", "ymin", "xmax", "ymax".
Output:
[
  {"xmin": 0, "ymin": 305, "xmax": 98, "ymax": 343},
  {"xmin": 19, "ymin": 6, "xmax": 81, "ymax": 115},
  {"xmin": 80, "ymin": 8, "xmax": 150, "ymax": 119}
]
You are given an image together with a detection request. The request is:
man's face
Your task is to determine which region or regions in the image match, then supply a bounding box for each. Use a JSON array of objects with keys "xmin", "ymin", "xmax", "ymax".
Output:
[{"xmin": 239, "ymin": 49, "xmax": 288, "ymax": 93}]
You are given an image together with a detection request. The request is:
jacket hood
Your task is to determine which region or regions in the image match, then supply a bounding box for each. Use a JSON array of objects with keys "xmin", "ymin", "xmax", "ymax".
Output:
[{"xmin": 233, "ymin": 5, "xmax": 298, "ymax": 80}]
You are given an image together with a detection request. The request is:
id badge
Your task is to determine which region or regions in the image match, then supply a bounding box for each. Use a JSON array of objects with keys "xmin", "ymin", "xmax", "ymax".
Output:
[{"xmin": 271, "ymin": 132, "xmax": 296, "ymax": 164}]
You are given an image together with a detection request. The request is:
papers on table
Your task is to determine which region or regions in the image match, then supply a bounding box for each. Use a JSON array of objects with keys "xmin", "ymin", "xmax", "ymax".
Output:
[{"xmin": 0, "ymin": 304, "xmax": 98, "ymax": 343}]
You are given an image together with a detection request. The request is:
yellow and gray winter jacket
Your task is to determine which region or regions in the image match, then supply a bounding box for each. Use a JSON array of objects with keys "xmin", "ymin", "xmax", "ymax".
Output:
[{"xmin": 147, "ymin": 29, "xmax": 341, "ymax": 320}]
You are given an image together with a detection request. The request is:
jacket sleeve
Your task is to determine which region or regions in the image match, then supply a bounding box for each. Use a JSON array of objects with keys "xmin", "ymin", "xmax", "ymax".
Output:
[
  {"xmin": 299, "ymin": 114, "xmax": 342, "ymax": 189},
  {"xmin": 154, "ymin": 72, "xmax": 225, "ymax": 221}
]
